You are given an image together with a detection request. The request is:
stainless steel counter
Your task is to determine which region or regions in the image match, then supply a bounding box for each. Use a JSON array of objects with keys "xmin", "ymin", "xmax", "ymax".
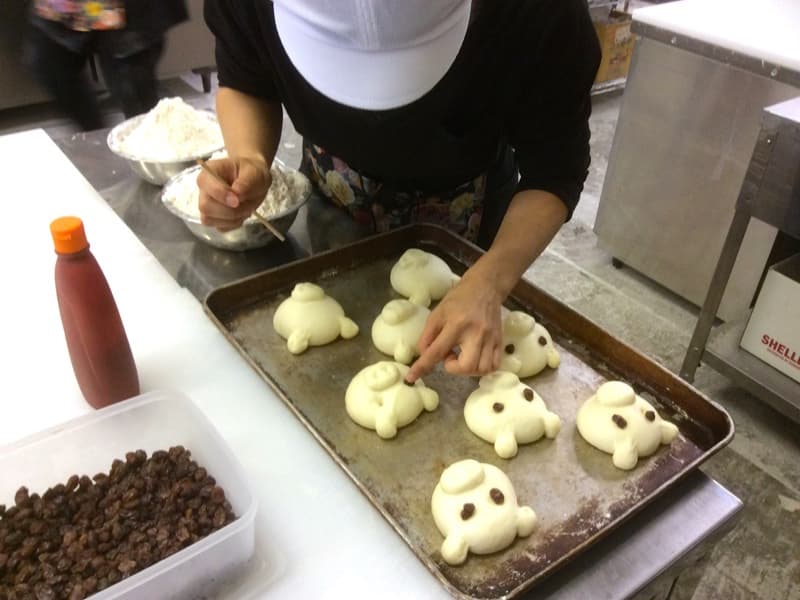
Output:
[
  {"xmin": 56, "ymin": 129, "xmax": 376, "ymax": 300},
  {"xmin": 54, "ymin": 130, "xmax": 743, "ymax": 599}
]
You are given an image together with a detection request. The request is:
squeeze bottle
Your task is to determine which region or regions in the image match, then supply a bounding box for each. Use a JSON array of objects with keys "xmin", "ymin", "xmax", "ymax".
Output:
[{"xmin": 51, "ymin": 216, "xmax": 139, "ymax": 408}]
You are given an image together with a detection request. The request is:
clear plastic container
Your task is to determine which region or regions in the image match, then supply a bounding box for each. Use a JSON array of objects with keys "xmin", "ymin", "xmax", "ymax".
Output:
[{"xmin": 0, "ymin": 390, "xmax": 257, "ymax": 599}]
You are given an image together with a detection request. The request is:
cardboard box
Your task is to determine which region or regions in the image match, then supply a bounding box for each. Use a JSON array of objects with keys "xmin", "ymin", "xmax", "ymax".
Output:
[
  {"xmin": 740, "ymin": 253, "xmax": 800, "ymax": 383},
  {"xmin": 593, "ymin": 11, "xmax": 636, "ymax": 84}
]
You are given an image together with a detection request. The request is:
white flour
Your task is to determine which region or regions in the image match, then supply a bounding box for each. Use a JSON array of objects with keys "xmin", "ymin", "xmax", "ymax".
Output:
[
  {"xmin": 119, "ymin": 97, "xmax": 224, "ymax": 160},
  {"xmin": 164, "ymin": 156, "xmax": 310, "ymax": 221}
]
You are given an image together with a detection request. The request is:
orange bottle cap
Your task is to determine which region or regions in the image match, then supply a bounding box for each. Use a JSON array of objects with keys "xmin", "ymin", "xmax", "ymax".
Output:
[{"xmin": 51, "ymin": 216, "xmax": 89, "ymax": 254}]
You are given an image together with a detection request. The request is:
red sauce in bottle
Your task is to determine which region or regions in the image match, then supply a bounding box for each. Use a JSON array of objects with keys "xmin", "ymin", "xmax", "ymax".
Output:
[{"xmin": 51, "ymin": 216, "xmax": 139, "ymax": 408}]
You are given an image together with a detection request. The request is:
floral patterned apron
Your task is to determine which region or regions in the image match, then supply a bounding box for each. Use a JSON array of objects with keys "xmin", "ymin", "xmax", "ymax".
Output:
[{"xmin": 301, "ymin": 141, "xmax": 487, "ymax": 244}]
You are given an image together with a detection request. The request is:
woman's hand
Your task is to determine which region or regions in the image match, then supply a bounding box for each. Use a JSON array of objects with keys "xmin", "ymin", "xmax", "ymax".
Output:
[
  {"xmin": 404, "ymin": 189, "xmax": 568, "ymax": 382},
  {"xmin": 406, "ymin": 271, "xmax": 504, "ymax": 382},
  {"xmin": 197, "ymin": 155, "xmax": 272, "ymax": 231}
]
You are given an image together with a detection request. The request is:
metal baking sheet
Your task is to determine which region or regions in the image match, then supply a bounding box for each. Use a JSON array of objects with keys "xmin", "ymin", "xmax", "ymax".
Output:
[{"xmin": 204, "ymin": 224, "xmax": 734, "ymax": 599}]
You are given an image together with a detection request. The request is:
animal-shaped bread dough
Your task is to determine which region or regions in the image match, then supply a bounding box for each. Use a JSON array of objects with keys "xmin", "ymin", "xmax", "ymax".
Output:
[
  {"xmin": 371, "ymin": 299, "xmax": 430, "ymax": 364},
  {"xmin": 390, "ymin": 248, "xmax": 459, "ymax": 307},
  {"xmin": 273, "ymin": 282, "xmax": 359, "ymax": 354},
  {"xmin": 345, "ymin": 361, "xmax": 439, "ymax": 439},
  {"xmin": 576, "ymin": 381, "xmax": 679, "ymax": 470},
  {"xmin": 499, "ymin": 311, "xmax": 560, "ymax": 378},
  {"xmin": 431, "ymin": 459, "xmax": 537, "ymax": 565},
  {"xmin": 464, "ymin": 371, "xmax": 561, "ymax": 459}
]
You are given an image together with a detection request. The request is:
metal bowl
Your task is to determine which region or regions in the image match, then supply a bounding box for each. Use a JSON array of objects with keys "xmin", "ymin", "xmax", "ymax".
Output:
[
  {"xmin": 106, "ymin": 111, "xmax": 224, "ymax": 186},
  {"xmin": 160, "ymin": 163, "xmax": 311, "ymax": 251}
]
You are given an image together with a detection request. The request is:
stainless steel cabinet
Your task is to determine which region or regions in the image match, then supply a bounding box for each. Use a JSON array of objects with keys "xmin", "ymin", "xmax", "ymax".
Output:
[{"xmin": 595, "ymin": 23, "xmax": 798, "ymax": 321}]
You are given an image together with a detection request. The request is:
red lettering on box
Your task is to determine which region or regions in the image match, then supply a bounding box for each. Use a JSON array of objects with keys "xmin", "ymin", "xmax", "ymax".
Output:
[{"xmin": 763, "ymin": 334, "xmax": 800, "ymax": 371}]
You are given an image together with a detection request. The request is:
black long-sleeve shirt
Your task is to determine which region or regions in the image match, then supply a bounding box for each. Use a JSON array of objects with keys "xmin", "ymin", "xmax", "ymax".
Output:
[{"xmin": 204, "ymin": 0, "xmax": 600, "ymax": 219}]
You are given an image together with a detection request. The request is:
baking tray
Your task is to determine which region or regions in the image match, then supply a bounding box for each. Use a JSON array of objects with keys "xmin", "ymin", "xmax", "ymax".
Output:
[{"xmin": 204, "ymin": 224, "xmax": 734, "ymax": 599}]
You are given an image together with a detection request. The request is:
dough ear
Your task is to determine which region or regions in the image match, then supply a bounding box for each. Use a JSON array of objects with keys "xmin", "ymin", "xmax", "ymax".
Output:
[
  {"xmin": 612, "ymin": 437, "xmax": 638, "ymax": 470},
  {"xmin": 516, "ymin": 506, "xmax": 537, "ymax": 537},
  {"xmin": 394, "ymin": 341, "xmax": 415, "ymax": 365},
  {"xmin": 375, "ymin": 402, "xmax": 398, "ymax": 439},
  {"xmin": 546, "ymin": 348, "xmax": 561, "ymax": 369},
  {"xmin": 339, "ymin": 316, "xmax": 359, "ymax": 339},
  {"xmin": 441, "ymin": 532, "xmax": 469, "ymax": 566},
  {"xmin": 421, "ymin": 388, "xmax": 439, "ymax": 412},
  {"xmin": 495, "ymin": 430, "xmax": 519, "ymax": 459},
  {"xmin": 500, "ymin": 355, "xmax": 522, "ymax": 375},
  {"xmin": 543, "ymin": 411, "xmax": 562, "ymax": 439},
  {"xmin": 597, "ymin": 381, "xmax": 635, "ymax": 407},
  {"xmin": 660, "ymin": 420, "xmax": 679, "ymax": 444},
  {"xmin": 504, "ymin": 311, "xmax": 534, "ymax": 336},
  {"xmin": 287, "ymin": 329, "xmax": 310, "ymax": 354},
  {"xmin": 409, "ymin": 290, "xmax": 432, "ymax": 308}
]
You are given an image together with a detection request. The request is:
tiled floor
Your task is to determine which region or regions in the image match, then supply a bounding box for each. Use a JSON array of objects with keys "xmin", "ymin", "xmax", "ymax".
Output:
[{"xmin": 1, "ymin": 57, "xmax": 799, "ymax": 600}]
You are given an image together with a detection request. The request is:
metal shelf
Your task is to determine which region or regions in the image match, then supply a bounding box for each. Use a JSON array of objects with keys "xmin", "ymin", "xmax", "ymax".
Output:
[
  {"xmin": 591, "ymin": 77, "xmax": 627, "ymax": 96},
  {"xmin": 704, "ymin": 314, "xmax": 800, "ymax": 423},
  {"xmin": 682, "ymin": 97, "xmax": 800, "ymax": 424}
]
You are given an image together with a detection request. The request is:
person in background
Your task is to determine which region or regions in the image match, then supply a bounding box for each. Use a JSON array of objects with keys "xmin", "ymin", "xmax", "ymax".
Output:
[
  {"xmin": 25, "ymin": 0, "xmax": 188, "ymax": 131},
  {"xmin": 198, "ymin": 0, "xmax": 600, "ymax": 382}
]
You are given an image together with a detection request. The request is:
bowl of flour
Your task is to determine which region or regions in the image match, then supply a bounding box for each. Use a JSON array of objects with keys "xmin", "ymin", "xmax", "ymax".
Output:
[
  {"xmin": 107, "ymin": 97, "xmax": 225, "ymax": 185},
  {"xmin": 161, "ymin": 157, "xmax": 312, "ymax": 251}
]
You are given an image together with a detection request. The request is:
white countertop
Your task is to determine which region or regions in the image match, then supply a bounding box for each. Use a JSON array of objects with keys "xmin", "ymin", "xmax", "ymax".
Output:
[
  {"xmin": 634, "ymin": 0, "xmax": 800, "ymax": 72},
  {"xmin": 0, "ymin": 129, "xmax": 446, "ymax": 599}
]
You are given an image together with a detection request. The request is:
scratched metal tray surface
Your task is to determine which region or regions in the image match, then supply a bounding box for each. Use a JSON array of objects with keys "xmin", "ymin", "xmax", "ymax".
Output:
[{"xmin": 204, "ymin": 225, "xmax": 734, "ymax": 599}]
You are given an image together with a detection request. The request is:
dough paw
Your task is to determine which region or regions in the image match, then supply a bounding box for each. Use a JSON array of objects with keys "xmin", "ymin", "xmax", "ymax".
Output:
[
  {"xmin": 375, "ymin": 406, "xmax": 398, "ymax": 439},
  {"xmin": 517, "ymin": 506, "xmax": 537, "ymax": 537},
  {"xmin": 612, "ymin": 437, "xmax": 638, "ymax": 470},
  {"xmin": 547, "ymin": 348, "xmax": 561, "ymax": 369},
  {"xmin": 287, "ymin": 329, "xmax": 310, "ymax": 355},
  {"xmin": 421, "ymin": 387, "xmax": 439, "ymax": 412},
  {"xmin": 660, "ymin": 420, "xmax": 679, "ymax": 443},
  {"xmin": 394, "ymin": 341, "xmax": 415, "ymax": 365},
  {"xmin": 543, "ymin": 412, "xmax": 562, "ymax": 438},
  {"xmin": 441, "ymin": 533, "xmax": 469, "ymax": 566},
  {"xmin": 495, "ymin": 430, "xmax": 519, "ymax": 459},
  {"xmin": 339, "ymin": 316, "xmax": 359, "ymax": 339}
]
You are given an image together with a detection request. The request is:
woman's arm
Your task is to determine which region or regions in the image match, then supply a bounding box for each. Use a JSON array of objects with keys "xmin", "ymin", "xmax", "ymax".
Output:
[
  {"xmin": 406, "ymin": 190, "xmax": 566, "ymax": 381},
  {"xmin": 197, "ymin": 87, "xmax": 283, "ymax": 231}
]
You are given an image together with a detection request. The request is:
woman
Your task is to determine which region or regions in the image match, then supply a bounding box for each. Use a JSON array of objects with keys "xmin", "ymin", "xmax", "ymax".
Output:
[{"xmin": 198, "ymin": 0, "xmax": 600, "ymax": 381}]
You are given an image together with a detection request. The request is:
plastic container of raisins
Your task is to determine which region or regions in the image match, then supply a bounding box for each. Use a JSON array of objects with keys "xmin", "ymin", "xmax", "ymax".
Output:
[{"xmin": 0, "ymin": 390, "xmax": 257, "ymax": 599}]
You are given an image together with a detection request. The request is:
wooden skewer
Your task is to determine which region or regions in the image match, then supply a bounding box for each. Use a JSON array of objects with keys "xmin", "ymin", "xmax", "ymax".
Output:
[{"xmin": 195, "ymin": 159, "xmax": 286, "ymax": 242}]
